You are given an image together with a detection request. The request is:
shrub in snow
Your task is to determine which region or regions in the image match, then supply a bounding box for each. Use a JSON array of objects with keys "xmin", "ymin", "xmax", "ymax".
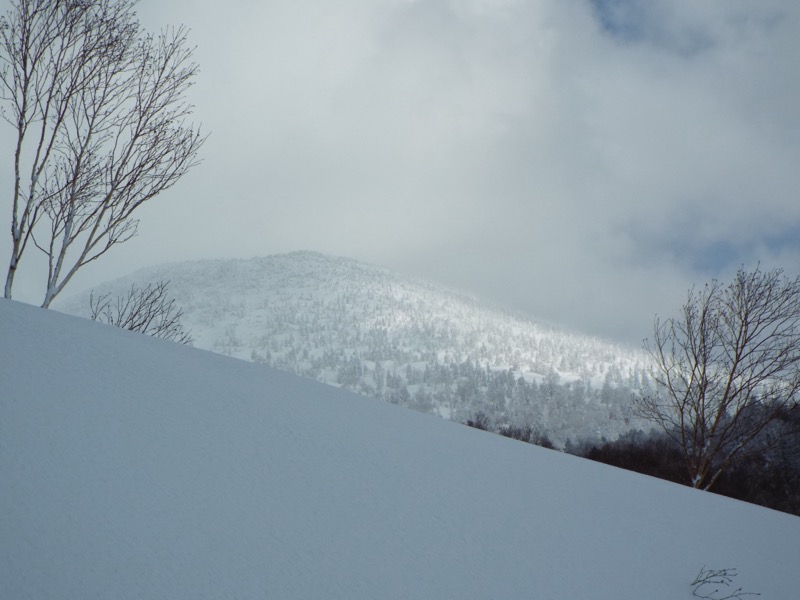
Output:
[
  {"xmin": 90, "ymin": 281, "xmax": 193, "ymax": 345},
  {"xmin": 691, "ymin": 566, "xmax": 760, "ymax": 600}
]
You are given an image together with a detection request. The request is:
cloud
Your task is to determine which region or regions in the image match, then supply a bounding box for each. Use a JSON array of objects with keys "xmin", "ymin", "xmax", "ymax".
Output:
[{"xmin": 1, "ymin": 0, "xmax": 798, "ymax": 345}]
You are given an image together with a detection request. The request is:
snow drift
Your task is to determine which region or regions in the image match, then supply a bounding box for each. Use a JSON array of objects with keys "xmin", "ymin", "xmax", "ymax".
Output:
[{"xmin": 1, "ymin": 299, "xmax": 798, "ymax": 599}]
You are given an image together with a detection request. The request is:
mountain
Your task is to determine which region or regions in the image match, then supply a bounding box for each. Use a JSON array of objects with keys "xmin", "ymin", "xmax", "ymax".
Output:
[
  {"xmin": 2, "ymin": 298, "xmax": 798, "ymax": 599},
  {"xmin": 57, "ymin": 251, "xmax": 653, "ymax": 446}
]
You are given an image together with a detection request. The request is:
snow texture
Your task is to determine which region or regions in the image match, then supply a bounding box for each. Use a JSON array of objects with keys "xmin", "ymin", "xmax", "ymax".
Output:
[{"xmin": 1, "ymin": 298, "xmax": 798, "ymax": 599}]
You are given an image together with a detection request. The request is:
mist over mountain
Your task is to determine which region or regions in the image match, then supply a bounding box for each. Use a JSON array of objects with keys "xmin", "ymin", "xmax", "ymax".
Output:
[{"xmin": 59, "ymin": 250, "xmax": 653, "ymax": 446}]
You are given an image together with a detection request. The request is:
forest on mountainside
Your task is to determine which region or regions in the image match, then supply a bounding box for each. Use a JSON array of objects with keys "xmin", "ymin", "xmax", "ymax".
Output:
[{"xmin": 249, "ymin": 344, "xmax": 644, "ymax": 448}]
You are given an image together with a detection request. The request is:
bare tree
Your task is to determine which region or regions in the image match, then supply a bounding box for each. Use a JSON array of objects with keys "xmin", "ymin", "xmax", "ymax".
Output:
[
  {"xmin": 90, "ymin": 280, "xmax": 192, "ymax": 344},
  {"xmin": 637, "ymin": 267, "xmax": 800, "ymax": 490},
  {"xmin": 1, "ymin": 0, "xmax": 205, "ymax": 307}
]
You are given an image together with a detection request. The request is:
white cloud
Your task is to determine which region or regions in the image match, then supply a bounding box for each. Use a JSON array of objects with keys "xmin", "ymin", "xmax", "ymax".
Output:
[{"xmin": 1, "ymin": 0, "xmax": 798, "ymax": 344}]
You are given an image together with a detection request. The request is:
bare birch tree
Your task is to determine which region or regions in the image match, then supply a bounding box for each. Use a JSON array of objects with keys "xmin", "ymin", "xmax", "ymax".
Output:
[
  {"xmin": 89, "ymin": 280, "xmax": 192, "ymax": 344},
  {"xmin": 637, "ymin": 267, "xmax": 800, "ymax": 490},
  {"xmin": 0, "ymin": 0, "xmax": 205, "ymax": 307}
]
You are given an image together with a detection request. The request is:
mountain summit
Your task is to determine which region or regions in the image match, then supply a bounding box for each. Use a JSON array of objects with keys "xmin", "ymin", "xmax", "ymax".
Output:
[{"xmin": 59, "ymin": 251, "xmax": 651, "ymax": 445}]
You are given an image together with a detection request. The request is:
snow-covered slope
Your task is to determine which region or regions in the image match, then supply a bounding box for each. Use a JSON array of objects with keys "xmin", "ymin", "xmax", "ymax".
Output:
[
  {"xmin": 1, "ymin": 298, "xmax": 798, "ymax": 599},
  {"xmin": 58, "ymin": 251, "xmax": 652, "ymax": 444}
]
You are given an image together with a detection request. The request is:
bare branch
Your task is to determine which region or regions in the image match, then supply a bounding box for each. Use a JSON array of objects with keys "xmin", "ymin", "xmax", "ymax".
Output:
[
  {"xmin": 636, "ymin": 267, "xmax": 800, "ymax": 489},
  {"xmin": 691, "ymin": 566, "xmax": 760, "ymax": 600},
  {"xmin": 90, "ymin": 280, "xmax": 192, "ymax": 344},
  {"xmin": 1, "ymin": 0, "xmax": 206, "ymax": 305}
]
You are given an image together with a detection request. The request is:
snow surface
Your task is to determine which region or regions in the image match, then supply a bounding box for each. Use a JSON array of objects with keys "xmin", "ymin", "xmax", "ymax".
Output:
[{"xmin": 1, "ymin": 298, "xmax": 798, "ymax": 599}]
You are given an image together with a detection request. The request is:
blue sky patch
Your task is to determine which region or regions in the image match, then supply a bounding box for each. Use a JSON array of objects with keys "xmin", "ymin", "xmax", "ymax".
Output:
[
  {"xmin": 589, "ymin": 0, "xmax": 650, "ymax": 42},
  {"xmin": 588, "ymin": 0, "xmax": 714, "ymax": 55}
]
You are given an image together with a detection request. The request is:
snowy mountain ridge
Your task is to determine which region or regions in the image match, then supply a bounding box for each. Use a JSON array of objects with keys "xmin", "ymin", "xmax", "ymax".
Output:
[{"xmin": 58, "ymin": 250, "xmax": 653, "ymax": 444}]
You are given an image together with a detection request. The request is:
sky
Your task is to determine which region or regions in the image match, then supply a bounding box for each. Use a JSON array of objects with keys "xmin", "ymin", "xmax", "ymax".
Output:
[{"xmin": 2, "ymin": 0, "xmax": 800, "ymax": 346}]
